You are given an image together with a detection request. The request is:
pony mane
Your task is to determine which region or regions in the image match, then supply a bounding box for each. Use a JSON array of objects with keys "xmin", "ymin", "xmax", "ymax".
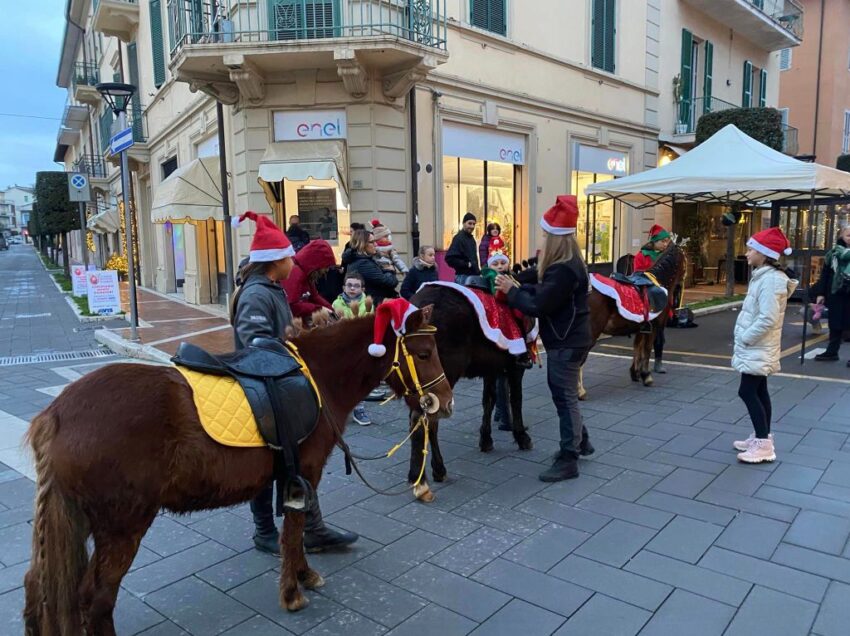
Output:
[{"xmin": 647, "ymin": 242, "xmax": 684, "ymax": 288}]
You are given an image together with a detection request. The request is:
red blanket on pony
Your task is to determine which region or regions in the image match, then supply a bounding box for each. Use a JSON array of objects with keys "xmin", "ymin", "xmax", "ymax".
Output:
[
  {"xmin": 420, "ymin": 282, "xmax": 538, "ymax": 354},
  {"xmin": 590, "ymin": 273, "xmax": 665, "ymax": 323}
]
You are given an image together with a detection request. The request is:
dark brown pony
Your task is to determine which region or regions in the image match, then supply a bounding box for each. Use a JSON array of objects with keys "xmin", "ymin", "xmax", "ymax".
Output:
[
  {"xmin": 579, "ymin": 242, "xmax": 686, "ymax": 398},
  {"xmin": 22, "ymin": 308, "xmax": 452, "ymax": 635},
  {"xmin": 407, "ymin": 284, "xmax": 533, "ymax": 502}
]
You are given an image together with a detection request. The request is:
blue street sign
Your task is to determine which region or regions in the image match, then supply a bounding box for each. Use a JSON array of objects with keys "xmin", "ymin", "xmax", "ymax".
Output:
[
  {"xmin": 110, "ymin": 127, "xmax": 134, "ymax": 155},
  {"xmin": 70, "ymin": 174, "xmax": 87, "ymax": 190}
]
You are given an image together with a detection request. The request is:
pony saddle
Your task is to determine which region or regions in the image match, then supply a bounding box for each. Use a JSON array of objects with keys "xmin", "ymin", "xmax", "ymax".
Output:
[
  {"xmin": 172, "ymin": 338, "xmax": 320, "ymax": 511},
  {"xmin": 609, "ymin": 272, "xmax": 669, "ymax": 315}
]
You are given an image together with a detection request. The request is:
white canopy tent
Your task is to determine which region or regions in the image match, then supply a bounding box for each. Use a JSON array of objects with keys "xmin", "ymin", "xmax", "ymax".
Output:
[
  {"xmin": 151, "ymin": 156, "xmax": 223, "ymax": 223},
  {"xmin": 585, "ymin": 125, "xmax": 850, "ymax": 207}
]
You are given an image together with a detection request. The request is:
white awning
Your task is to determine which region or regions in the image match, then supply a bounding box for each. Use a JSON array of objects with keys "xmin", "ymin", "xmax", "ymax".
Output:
[
  {"xmin": 87, "ymin": 208, "xmax": 120, "ymax": 234},
  {"xmin": 258, "ymin": 141, "xmax": 349, "ymax": 201},
  {"xmin": 151, "ymin": 156, "xmax": 223, "ymax": 223}
]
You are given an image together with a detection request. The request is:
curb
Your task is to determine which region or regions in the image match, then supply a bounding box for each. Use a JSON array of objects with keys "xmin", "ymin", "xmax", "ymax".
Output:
[
  {"xmin": 691, "ymin": 300, "xmax": 744, "ymax": 316},
  {"xmin": 94, "ymin": 329, "xmax": 173, "ymax": 365},
  {"xmin": 49, "ymin": 273, "xmax": 127, "ymax": 323}
]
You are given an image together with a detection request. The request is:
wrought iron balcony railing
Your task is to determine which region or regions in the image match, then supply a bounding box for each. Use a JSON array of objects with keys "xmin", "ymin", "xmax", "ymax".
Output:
[
  {"xmin": 167, "ymin": 0, "xmax": 447, "ymax": 57},
  {"xmin": 747, "ymin": 0, "xmax": 804, "ymax": 40},
  {"xmin": 72, "ymin": 62, "xmax": 100, "ymax": 90},
  {"xmin": 675, "ymin": 96, "xmax": 738, "ymax": 135},
  {"xmin": 73, "ymin": 155, "xmax": 109, "ymax": 179}
]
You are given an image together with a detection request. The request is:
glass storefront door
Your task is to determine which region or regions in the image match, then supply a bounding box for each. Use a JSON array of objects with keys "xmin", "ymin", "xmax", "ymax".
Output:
[
  {"xmin": 572, "ymin": 171, "xmax": 616, "ymax": 267},
  {"xmin": 442, "ymin": 156, "xmax": 517, "ymax": 261}
]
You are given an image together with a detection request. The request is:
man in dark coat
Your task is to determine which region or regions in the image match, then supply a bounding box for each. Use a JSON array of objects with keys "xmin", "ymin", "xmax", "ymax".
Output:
[
  {"xmin": 285, "ymin": 215, "xmax": 311, "ymax": 253},
  {"xmin": 445, "ymin": 212, "xmax": 480, "ymax": 282},
  {"xmin": 813, "ymin": 225, "xmax": 850, "ymax": 366}
]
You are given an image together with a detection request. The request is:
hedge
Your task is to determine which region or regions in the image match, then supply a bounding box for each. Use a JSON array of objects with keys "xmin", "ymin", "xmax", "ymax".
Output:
[
  {"xmin": 695, "ymin": 107, "xmax": 784, "ymax": 151},
  {"xmin": 836, "ymin": 154, "xmax": 850, "ymax": 173}
]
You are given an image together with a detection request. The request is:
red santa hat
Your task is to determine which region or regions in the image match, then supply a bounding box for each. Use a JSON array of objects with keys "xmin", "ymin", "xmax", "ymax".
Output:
[
  {"xmin": 368, "ymin": 298, "xmax": 418, "ymax": 357},
  {"xmin": 231, "ymin": 211, "xmax": 294, "ymax": 262},
  {"xmin": 540, "ymin": 195, "xmax": 579, "ymax": 235},
  {"xmin": 747, "ymin": 226, "xmax": 792, "ymax": 260}
]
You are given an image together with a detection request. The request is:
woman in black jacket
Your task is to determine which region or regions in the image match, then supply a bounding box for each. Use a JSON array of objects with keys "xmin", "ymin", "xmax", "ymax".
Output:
[
  {"xmin": 496, "ymin": 195, "xmax": 591, "ymax": 482},
  {"xmin": 812, "ymin": 225, "xmax": 850, "ymax": 365},
  {"xmin": 345, "ymin": 229, "xmax": 399, "ymax": 305},
  {"xmin": 401, "ymin": 245, "xmax": 438, "ymax": 299}
]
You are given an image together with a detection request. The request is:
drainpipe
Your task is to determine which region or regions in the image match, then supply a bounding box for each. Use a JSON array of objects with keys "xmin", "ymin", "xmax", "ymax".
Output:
[
  {"xmin": 409, "ymin": 87, "xmax": 420, "ymax": 255},
  {"xmin": 812, "ymin": 0, "xmax": 825, "ymax": 158}
]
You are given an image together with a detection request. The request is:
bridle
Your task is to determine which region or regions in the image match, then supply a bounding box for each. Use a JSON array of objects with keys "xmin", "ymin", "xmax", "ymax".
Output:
[{"xmin": 383, "ymin": 325, "xmax": 447, "ymax": 406}]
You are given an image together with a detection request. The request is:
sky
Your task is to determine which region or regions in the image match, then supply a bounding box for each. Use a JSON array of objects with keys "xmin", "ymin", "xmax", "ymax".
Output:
[{"xmin": 0, "ymin": 0, "xmax": 69, "ymax": 190}]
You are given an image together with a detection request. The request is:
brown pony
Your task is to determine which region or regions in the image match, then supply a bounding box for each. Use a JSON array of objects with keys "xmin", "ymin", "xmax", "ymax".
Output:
[
  {"xmin": 22, "ymin": 307, "xmax": 452, "ymax": 635},
  {"xmin": 579, "ymin": 241, "xmax": 686, "ymax": 398}
]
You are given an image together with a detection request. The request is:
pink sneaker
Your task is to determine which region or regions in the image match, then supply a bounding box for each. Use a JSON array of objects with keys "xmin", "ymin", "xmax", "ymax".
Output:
[
  {"xmin": 733, "ymin": 433, "xmax": 774, "ymax": 452},
  {"xmin": 737, "ymin": 437, "xmax": 776, "ymax": 464}
]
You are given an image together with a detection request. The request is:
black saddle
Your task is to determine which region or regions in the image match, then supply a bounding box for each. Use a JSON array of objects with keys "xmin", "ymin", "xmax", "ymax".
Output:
[
  {"xmin": 609, "ymin": 272, "xmax": 669, "ymax": 315},
  {"xmin": 462, "ymin": 275, "xmax": 491, "ymax": 293},
  {"xmin": 172, "ymin": 338, "xmax": 320, "ymax": 512}
]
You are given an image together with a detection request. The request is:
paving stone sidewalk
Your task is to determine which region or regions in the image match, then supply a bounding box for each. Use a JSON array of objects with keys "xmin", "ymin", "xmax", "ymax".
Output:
[{"xmin": 3, "ymin": 245, "xmax": 850, "ymax": 634}]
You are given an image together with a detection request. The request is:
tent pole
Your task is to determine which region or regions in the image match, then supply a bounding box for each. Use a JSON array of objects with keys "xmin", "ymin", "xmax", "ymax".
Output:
[{"xmin": 800, "ymin": 190, "xmax": 816, "ymax": 365}]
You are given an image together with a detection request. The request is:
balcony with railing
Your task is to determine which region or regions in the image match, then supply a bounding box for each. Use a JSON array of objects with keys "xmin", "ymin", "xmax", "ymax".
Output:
[
  {"xmin": 168, "ymin": 0, "xmax": 449, "ymax": 103},
  {"xmin": 675, "ymin": 96, "xmax": 738, "ymax": 135},
  {"xmin": 103, "ymin": 104, "xmax": 150, "ymax": 167},
  {"xmin": 72, "ymin": 154, "xmax": 109, "ymax": 181},
  {"xmin": 682, "ymin": 0, "xmax": 803, "ymax": 51},
  {"xmin": 72, "ymin": 62, "xmax": 102, "ymax": 105},
  {"xmin": 92, "ymin": 0, "xmax": 140, "ymax": 42}
]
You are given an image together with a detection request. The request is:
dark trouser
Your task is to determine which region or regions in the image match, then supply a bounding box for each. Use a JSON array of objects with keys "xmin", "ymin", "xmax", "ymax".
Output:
[
  {"xmin": 250, "ymin": 481, "xmax": 323, "ymax": 535},
  {"xmin": 494, "ymin": 374, "xmax": 510, "ymax": 425},
  {"xmin": 825, "ymin": 329, "xmax": 844, "ymax": 356},
  {"xmin": 738, "ymin": 374, "xmax": 772, "ymax": 439},
  {"xmin": 546, "ymin": 348, "xmax": 588, "ymax": 456},
  {"xmin": 654, "ymin": 327, "xmax": 665, "ymax": 360}
]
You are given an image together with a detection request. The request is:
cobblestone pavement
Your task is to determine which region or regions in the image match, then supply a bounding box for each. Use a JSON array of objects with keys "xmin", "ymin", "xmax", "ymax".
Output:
[{"xmin": 2, "ymin": 244, "xmax": 850, "ymax": 635}]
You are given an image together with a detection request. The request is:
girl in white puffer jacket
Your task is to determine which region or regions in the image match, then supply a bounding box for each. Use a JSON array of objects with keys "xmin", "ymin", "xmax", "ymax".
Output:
[{"xmin": 732, "ymin": 227, "xmax": 798, "ymax": 464}]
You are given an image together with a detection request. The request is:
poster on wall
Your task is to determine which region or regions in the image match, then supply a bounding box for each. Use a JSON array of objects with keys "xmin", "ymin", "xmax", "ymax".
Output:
[
  {"xmin": 86, "ymin": 270, "xmax": 122, "ymax": 315},
  {"xmin": 71, "ymin": 264, "xmax": 88, "ymax": 297},
  {"xmin": 297, "ymin": 188, "xmax": 338, "ymax": 241}
]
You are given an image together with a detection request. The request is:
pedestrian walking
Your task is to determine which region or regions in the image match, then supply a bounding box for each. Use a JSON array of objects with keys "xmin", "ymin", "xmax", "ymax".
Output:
[
  {"xmin": 812, "ymin": 225, "xmax": 850, "ymax": 366},
  {"xmin": 345, "ymin": 228, "xmax": 399, "ymax": 305},
  {"xmin": 634, "ymin": 224, "xmax": 673, "ymax": 373},
  {"xmin": 230, "ymin": 211, "xmax": 358, "ymax": 555},
  {"xmin": 400, "ymin": 245, "xmax": 438, "ymax": 300},
  {"xmin": 496, "ymin": 195, "xmax": 591, "ymax": 482},
  {"xmin": 732, "ymin": 227, "xmax": 798, "ymax": 464},
  {"xmin": 446, "ymin": 212, "xmax": 480, "ymax": 282}
]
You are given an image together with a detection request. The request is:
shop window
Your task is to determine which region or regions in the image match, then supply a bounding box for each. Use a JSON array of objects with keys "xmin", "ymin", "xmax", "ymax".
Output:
[
  {"xmin": 161, "ymin": 156, "xmax": 178, "ymax": 180},
  {"xmin": 591, "ymin": 0, "xmax": 616, "ymax": 73},
  {"xmin": 572, "ymin": 171, "xmax": 615, "ymax": 266},
  {"xmin": 470, "ymin": 0, "xmax": 506, "ymax": 36},
  {"xmin": 296, "ymin": 188, "xmax": 338, "ymax": 241}
]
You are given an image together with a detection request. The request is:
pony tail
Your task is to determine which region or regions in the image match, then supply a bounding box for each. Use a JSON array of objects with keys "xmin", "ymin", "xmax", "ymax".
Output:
[{"xmin": 24, "ymin": 410, "xmax": 89, "ymax": 635}]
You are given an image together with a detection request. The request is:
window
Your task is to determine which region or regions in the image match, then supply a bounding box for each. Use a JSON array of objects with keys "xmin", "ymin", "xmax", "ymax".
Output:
[
  {"xmin": 470, "ymin": 0, "xmax": 506, "ymax": 36},
  {"xmin": 843, "ymin": 111, "xmax": 850, "ymax": 154},
  {"xmin": 779, "ymin": 107, "xmax": 789, "ymax": 126},
  {"xmin": 162, "ymin": 156, "xmax": 178, "ymax": 180},
  {"xmin": 268, "ymin": 0, "xmax": 340, "ymax": 40},
  {"xmin": 591, "ymin": 0, "xmax": 616, "ymax": 73},
  {"xmin": 780, "ymin": 48, "xmax": 792, "ymax": 71}
]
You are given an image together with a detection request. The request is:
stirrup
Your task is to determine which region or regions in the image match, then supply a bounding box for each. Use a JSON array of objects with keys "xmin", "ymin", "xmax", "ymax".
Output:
[
  {"xmin": 639, "ymin": 321, "xmax": 653, "ymax": 334},
  {"xmin": 281, "ymin": 476, "xmax": 311, "ymax": 512}
]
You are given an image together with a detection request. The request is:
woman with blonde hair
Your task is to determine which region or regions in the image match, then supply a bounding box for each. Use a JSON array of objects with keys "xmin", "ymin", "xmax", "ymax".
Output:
[{"xmin": 496, "ymin": 195, "xmax": 592, "ymax": 482}]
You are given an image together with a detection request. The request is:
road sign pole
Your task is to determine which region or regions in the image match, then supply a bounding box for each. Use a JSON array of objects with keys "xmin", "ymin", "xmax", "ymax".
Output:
[
  {"xmin": 78, "ymin": 201, "xmax": 88, "ymax": 267},
  {"xmin": 118, "ymin": 110, "xmax": 139, "ymax": 341}
]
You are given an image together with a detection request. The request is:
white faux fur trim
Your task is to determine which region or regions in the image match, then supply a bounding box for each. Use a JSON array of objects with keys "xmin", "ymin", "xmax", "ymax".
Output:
[
  {"xmin": 395, "ymin": 303, "xmax": 418, "ymax": 335},
  {"xmin": 590, "ymin": 274, "xmax": 664, "ymax": 324},
  {"xmin": 419, "ymin": 282, "xmax": 536, "ymax": 354},
  {"xmin": 540, "ymin": 217, "xmax": 576, "ymax": 235},
  {"xmin": 250, "ymin": 246, "xmax": 295, "ymax": 262},
  {"xmin": 746, "ymin": 237, "xmax": 780, "ymax": 260}
]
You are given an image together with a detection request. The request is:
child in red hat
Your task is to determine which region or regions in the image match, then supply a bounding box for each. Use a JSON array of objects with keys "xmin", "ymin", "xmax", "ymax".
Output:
[
  {"xmin": 732, "ymin": 226, "xmax": 798, "ymax": 464},
  {"xmin": 634, "ymin": 224, "xmax": 674, "ymax": 373}
]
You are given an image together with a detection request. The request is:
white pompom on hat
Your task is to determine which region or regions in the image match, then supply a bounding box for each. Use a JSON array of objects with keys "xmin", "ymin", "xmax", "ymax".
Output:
[
  {"xmin": 368, "ymin": 298, "xmax": 418, "ymax": 357},
  {"xmin": 747, "ymin": 226, "xmax": 792, "ymax": 260},
  {"xmin": 231, "ymin": 211, "xmax": 295, "ymax": 263}
]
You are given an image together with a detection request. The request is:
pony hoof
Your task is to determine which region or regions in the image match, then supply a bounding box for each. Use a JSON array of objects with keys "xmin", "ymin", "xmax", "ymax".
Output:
[
  {"xmin": 413, "ymin": 483, "xmax": 435, "ymax": 502},
  {"xmin": 432, "ymin": 471, "xmax": 447, "ymax": 483},
  {"xmin": 642, "ymin": 375, "xmax": 654, "ymax": 387},
  {"xmin": 300, "ymin": 570, "xmax": 325, "ymax": 589},
  {"xmin": 517, "ymin": 437, "xmax": 533, "ymax": 451},
  {"xmin": 479, "ymin": 439, "xmax": 494, "ymax": 453},
  {"xmin": 578, "ymin": 390, "xmax": 588, "ymax": 401},
  {"xmin": 283, "ymin": 593, "xmax": 310, "ymax": 612}
]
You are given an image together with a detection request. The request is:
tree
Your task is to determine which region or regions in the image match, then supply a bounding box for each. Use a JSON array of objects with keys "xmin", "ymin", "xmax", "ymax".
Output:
[{"xmin": 35, "ymin": 171, "xmax": 80, "ymax": 276}]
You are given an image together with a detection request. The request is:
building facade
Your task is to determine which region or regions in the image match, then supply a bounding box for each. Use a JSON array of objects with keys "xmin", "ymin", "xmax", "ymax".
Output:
[
  {"xmin": 53, "ymin": 1, "xmax": 805, "ymax": 306},
  {"xmin": 0, "ymin": 186, "xmax": 35, "ymax": 235}
]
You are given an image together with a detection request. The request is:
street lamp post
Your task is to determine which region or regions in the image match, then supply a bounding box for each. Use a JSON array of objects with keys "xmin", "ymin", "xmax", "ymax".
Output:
[{"xmin": 96, "ymin": 82, "xmax": 139, "ymax": 342}]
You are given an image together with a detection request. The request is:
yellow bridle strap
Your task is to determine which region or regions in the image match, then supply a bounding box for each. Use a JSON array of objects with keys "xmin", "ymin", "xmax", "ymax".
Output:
[
  {"xmin": 382, "ymin": 328, "xmax": 445, "ymax": 399},
  {"xmin": 385, "ymin": 415, "xmax": 430, "ymax": 486},
  {"xmin": 283, "ymin": 341, "xmax": 323, "ymax": 409},
  {"xmin": 643, "ymin": 272, "xmax": 662, "ymax": 287}
]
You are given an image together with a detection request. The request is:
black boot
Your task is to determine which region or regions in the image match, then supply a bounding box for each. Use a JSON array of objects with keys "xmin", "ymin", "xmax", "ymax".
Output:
[
  {"xmin": 250, "ymin": 483, "xmax": 279, "ymax": 555},
  {"xmin": 815, "ymin": 351, "xmax": 839, "ymax": 361},
  {"xmin": 579, "ymin": 427, "xmax": 595, "ymax": 457},
  {"xmin": 516, "ymin": 353, "xmax": 534, "ymax": 370},
  {"xmin": 539, "ymin": 451, "xmax": 579, "ymax": 482},
  {"xmin": 304, "ymin": 496, "xmax": 358, "ymax": 553}
]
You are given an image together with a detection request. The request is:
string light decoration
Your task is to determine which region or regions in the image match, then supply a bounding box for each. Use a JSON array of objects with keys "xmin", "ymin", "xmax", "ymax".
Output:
[
  {"xmin": 86, "ymin": 205, "xmax": 96, "ymax": 254},
  {"xmin": 113, "ymin": 199, "xmax": 139, "ymax": 278}
]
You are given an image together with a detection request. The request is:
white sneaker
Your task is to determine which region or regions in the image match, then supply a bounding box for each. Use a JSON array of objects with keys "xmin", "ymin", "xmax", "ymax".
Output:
[
  {"xmin": 737, "ymin": 437, "xmax": 776, "ymax": 464},
  {"xmin": 733, "ymin": 432, "xmax": 774, "ymax": 452},
  {"xmin": 352, "ymin": 404, "xmax": 372, "ymax": 426}
]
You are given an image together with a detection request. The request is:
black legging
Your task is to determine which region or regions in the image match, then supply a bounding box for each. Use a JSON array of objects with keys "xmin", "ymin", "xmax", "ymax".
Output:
[
  {"xmin": 654, "ymin": 327, "xmax": 665, "ymax": 360},
  {"xmin": 738, "ymin": 374, "xmax": 772, "ymax": 439}
]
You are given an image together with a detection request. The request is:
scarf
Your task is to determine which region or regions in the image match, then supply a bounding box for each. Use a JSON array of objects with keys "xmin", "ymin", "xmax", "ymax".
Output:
[{"xmin": 827, "ymin": 243, "xmax": 850, "ymax": 295}]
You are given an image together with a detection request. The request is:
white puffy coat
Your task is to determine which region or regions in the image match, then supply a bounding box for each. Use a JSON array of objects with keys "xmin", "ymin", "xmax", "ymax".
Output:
[{"xmin": 732, "ymin": 265, "xmax": 798, "ymax": 376}]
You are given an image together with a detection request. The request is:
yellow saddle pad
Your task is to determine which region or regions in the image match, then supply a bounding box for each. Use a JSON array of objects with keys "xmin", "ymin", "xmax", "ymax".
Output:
[{"xmin": 177, "ymin": 367, "xmax": 265, "ymax": 448}]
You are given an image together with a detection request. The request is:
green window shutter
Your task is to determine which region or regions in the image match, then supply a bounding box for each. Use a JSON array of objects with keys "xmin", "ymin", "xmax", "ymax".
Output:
[
  {"xmin": 127, "ymin": 42, "xmax": 143, "ymax": 141},
  {"xmin": 759, "ymin": 69, "xmax": 767, "ymax": 107},
  {"xmin": 470, "ymin": 0, "xmax": 506, "ymax": 36},
  {"xmin": 703, "ymin": 40, "xmax": 713, "ymax": 114},
  {"xmin": 99, "ymin": 109, "xmax": 113, "ymax": 152},
  {"xmin": 679, "ymin": 29, "xmax": 693, "ymax": 129},
  {"xmin": 591, "ymin": 0, "xmax": 616, "ymax": 73},
  {"xmin": 268, "ymin": 0, "xmax": 340, "ymax": 40},
  {"xmin": 742, "ymin": 60, "xmax": 753, "ymax": 107},
  {"xmin": 149, "ymin": 0, "xmax": 166, "ymax": 87}
]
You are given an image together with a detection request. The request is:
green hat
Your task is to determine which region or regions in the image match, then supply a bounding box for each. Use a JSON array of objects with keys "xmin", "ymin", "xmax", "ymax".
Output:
[{"xmin": 648, "ymin": 224, "xmax": 671, "ymax": 242}]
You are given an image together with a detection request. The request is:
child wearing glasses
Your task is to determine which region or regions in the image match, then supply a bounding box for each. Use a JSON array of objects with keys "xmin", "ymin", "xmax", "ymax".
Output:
[{"xmin": 333, "ymin": 271, "xmax": 375, "ymax": 425}]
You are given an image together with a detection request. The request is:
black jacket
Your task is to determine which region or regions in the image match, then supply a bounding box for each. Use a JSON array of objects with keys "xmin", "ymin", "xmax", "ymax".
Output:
[
  {"xmin": 445, "ymin": 230, "xmax": 480, "ymax": 276},
  {"xmin": 507, "ymin": 257, "xmax": 591, "ymax": 351},
  {"xmin": 286, "ymin": 225, "xmax": 311, "ymax": 252},
  {"xmin": 811, "ymin": 238, "xmax": 850, "ymax": 331},
  {"xmin": 232, "ymin": 273, "xmax": 294, "ymax": 350},
  {"xmin": 400, "ymin": 258, "xmax": 439, "ymax": 300},
  {"xmin": 345, "ymin": 253, "xmax": 399, "ymax": 305}
]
